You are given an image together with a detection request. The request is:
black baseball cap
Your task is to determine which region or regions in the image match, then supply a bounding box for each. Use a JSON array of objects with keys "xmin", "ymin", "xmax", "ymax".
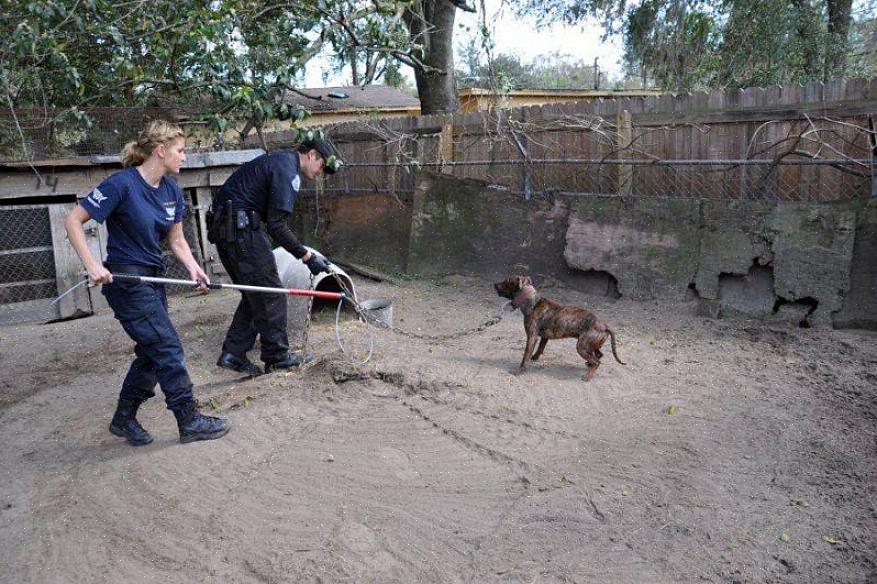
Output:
[{"xmin": 298, "ymin": 133, "xmax": 344, "ymax": 174}]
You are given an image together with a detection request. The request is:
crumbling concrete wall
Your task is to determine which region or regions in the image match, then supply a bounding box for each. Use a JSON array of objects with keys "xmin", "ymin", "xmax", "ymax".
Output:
[
  {"xmin": 769, "ymin": 204, "xmax": 856, "ymax": 325},
  {"xmin": 564, "ymin": 197, "xmax": 701, "ymax": 300},
  {"xmin": 693, "ymin": 200, "xmax": 857, "ymax": 326},
  {"xmin": 306, "ymin": 171, "xmax": 875, "ymax": 329},
  {"xmin": 695, "ymin": 200, "xmax": 774, "ymax": 301}
]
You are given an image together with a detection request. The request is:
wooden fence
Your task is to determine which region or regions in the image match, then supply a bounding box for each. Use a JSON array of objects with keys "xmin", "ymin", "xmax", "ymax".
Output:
[{"xmin": 261, "ymin": 77, "xmax": 877, "ymax": 202}]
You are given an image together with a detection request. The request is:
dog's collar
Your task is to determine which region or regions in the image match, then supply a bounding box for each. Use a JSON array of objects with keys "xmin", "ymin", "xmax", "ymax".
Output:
[{"xmin": 511, "ymin": 285, "xmax": 537, "ymax": 309}]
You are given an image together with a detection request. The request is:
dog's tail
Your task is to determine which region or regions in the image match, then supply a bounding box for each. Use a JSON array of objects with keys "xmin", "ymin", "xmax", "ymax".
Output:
[{"xmin": 608, "ymin": 328, "xmax": 625, "ymax": 365}]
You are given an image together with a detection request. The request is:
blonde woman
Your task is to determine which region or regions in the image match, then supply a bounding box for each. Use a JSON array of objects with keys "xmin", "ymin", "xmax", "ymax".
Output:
[{"xmin": 65, "ymin": 120, "xmax": 229, "ymax": 445}]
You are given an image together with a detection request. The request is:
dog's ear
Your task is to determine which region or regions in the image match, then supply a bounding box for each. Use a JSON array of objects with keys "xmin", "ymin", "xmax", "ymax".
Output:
[{"xmin": 521, "ymin": 275, "xmax": 532, "ymax": 287}]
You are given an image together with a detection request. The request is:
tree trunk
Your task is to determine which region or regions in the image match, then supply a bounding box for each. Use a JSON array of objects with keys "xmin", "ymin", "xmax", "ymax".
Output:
[
  {"xmin": 405, "ymin": 1, "xmax": 459, "ymax": 115},
  {"xmin": 791, "ymin": 0, "xmax": 821, "ymax": 79},
  {"xmin": 825, "ymin": 0, "xmax": 853, "ymax": 79},
  {"xmin": 349, "ymin": 46, "xmax": 360, "ymax": 86}
]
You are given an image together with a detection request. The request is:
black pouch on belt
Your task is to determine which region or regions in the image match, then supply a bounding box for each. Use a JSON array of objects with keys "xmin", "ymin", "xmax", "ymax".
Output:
[
  {"xmin": 205, "ymin": 207, "xmax": 216, "ymax": 243},
  {"xmin": 224, "ymin": 200, "xmax": 235, "ymax": 243}
]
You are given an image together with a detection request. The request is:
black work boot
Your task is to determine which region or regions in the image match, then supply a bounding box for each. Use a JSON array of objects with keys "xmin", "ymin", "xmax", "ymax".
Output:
[
  {"xmin": 264, "ymin": 351, "xmax": 313, "ymax": 373},
  {"xmin": 173, "ymin": 402, "xmax": 230, "ymax": 444},
  {"xmin": 216, "ymin": 351, "xmax": 263, "ymax": 377},
  {"xmin": 109, "ymin": 399, "xmax": 153, "ymax": 446}
]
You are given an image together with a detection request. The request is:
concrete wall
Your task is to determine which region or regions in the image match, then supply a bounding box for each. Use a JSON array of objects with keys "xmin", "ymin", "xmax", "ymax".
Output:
[
  {"xmin": 304, "ymin": 172, "xmax": 876, "ymax": 330},
  {"xmin": 833, "ymin": 199, "xmax": 877, "ymax": 329},
  {"xmin": 292, "ymin": 192, "xmax": 412, "ymax": 273},
  {"xmin": 407, "ymin": 173, "xmax": 571, "ymax": 279},
  {"xmin": 564, "ymin": 197, "xmax": 702, "ymax": 300}
]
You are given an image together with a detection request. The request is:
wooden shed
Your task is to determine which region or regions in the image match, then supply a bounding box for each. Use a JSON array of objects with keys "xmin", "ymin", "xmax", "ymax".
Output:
[{"xmin": 0, "ymin": 150, "xmax": 263, "ymax": 325}]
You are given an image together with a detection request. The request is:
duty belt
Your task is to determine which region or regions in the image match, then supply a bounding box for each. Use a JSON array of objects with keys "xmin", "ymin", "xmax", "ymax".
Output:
[
  {"xmin": 104, "ymin": 263, "xmax": 164, "ymax": 277},
  {"xmin": 209, "ymin": 201, "xmax": 262, "ymax": 244}
]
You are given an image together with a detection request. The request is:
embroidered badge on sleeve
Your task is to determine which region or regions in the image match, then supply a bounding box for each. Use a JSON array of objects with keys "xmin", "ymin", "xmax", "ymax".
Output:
[{"xmin": 87, "ymin": 187, "xmax": 107, "ymax": 207}]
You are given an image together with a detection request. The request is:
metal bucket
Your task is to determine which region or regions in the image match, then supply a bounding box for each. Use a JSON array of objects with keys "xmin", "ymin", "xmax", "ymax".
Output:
[{"xmin": 358, "ymin": 298, "xmax": 393, "ymax": 328}]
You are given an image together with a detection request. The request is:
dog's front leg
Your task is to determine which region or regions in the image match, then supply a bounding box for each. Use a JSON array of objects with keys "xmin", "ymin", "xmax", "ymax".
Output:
[
  {"xmin": 531, "ymin": 337, "xmax": 548, "ymax": 361},
  {"xmin": 512, "ymin": 330, "xmax": 539, "ymax": 375}
]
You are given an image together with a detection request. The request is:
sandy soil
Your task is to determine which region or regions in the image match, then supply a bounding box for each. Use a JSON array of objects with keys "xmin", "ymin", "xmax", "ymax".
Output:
[{"xmin": 1, "ymin": 273, "xmax": 875, "ymax": 583}]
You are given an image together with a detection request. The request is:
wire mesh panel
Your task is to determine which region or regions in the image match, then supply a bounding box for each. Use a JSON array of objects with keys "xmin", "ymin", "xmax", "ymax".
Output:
[
  {"xmin": 0, "ymin": 204, "xmax": 59, "ymax": 324},
  {"xmin": 160, "ymin": 193, "xmax": 204, "ymax": 294},
  {"xmin": 0, "ymin": 192, "xmax": 206, "ymax": 326},
  {"xmin": 335, "ymin": 157, "xmax": 873, "ymax": 201}
]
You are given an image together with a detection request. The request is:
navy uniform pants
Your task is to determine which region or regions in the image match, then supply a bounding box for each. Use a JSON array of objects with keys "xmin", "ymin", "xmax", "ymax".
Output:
[
  {"xmin": 216, "ymin": 228, "xmax": 290, "ymax": 364},
  {"xmin": 102, "ymin": 268, "xmax": 193, "ymax": 410}
]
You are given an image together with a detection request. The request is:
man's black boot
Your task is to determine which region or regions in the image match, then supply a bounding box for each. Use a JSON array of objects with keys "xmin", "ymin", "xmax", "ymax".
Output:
[
  {"xmin": 216, "ymin": 352, "xmax": 263, "ymax": 377},
  {"xmin": 264, "ymin": 351, "xmax": 313, "ymax": 373},
  {"xmin": 109, "ymin": 399, "xmax": 153, "ymax": 446},
  {"xmin": 173, "ymin": 402, "xmax": 230, "ymax": 444}
]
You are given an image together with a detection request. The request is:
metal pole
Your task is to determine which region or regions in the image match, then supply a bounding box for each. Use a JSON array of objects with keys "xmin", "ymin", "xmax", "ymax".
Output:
[{"xmin": 111, "ymin": 273, "xmax": 345, "ymax": 300}]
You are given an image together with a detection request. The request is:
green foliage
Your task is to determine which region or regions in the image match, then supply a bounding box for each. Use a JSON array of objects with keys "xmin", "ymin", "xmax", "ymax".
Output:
[
  {"xmin": 456, "ymin": 51, "xmax": 608, "ymax": 89},
  {"xmin": 623, "ymin": 0, "xmax": 720, "ymax": 90},
  {"xmin": 516, "ymin": 0, "xmax": 877, "ymax": 90},
  {"xmin": 318, "ymin": 0, "xmax": 415, "ymax": 86},
  {"xmin": 0, "ymin": 1, "xmax": 419, "ymax": 128},
  {"xmin": 382, "ymin": 60, "xmax": 405, "ymax": 87}
]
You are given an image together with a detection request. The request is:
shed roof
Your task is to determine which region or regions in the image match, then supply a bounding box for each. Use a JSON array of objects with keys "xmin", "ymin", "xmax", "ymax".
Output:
[{"xmin": 284, "ymin": 85, "xmax": 420, "ymax": 113}]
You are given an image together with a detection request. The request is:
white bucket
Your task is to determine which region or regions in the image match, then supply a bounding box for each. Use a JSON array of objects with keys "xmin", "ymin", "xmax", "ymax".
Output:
[
  {"xmin": 358, "ymin": 298, "xmax": 393, "ymax": 328},
  {"xmin": 273, "ymin": 246, "xmax": 357, "ymax": 342}
]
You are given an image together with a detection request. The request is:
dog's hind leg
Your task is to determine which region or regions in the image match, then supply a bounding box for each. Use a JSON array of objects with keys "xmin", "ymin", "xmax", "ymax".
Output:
[
  {"xmin": 531, "ymin": 337, "xmax": 548, "ymax": 361},
  {"xmin": 577, "ymin": 332, "xmax": 605, "ymax": 381}
]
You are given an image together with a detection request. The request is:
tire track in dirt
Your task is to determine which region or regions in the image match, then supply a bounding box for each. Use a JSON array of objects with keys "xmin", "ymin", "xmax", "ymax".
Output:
[{"xmin": 366, "ymin": 373, "xmax": 690, "ymax": 582}]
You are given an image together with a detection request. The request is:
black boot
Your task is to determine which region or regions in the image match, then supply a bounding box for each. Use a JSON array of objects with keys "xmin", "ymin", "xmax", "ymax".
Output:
[
  {"xmin": 173, "ymin": 401, "xmax": 230, "ymax": 444},
  {"xmin": 264, "ymin": 351, "xmax": 313, "ymax": 373},
  {"xmin": 109, "ymin": 399, "xmax": 153, "ymax": 446},
  {"xmin": 216, "ymin": 352, "xmax": 262, "ymax": 377}
]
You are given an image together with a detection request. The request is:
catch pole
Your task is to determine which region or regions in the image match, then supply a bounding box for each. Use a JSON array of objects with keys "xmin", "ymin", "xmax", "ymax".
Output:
[{"xmin": 110, "ymin": 273, "xmax": 345, "ymax": 300}]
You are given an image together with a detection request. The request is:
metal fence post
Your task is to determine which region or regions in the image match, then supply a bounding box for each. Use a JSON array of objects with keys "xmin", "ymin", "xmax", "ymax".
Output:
[{"xmin": 870, "ymin": 114, "xmax": 877, "ymax": 197}]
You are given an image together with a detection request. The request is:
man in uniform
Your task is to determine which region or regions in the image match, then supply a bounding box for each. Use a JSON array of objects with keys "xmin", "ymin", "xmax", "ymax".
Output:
[{"xmin": 208, "ymin": 131, "xmax": 344, "ymax": 376}]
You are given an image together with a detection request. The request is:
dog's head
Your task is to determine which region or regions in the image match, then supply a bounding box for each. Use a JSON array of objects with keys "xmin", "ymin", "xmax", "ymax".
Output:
[{"xmin": 494, "ymin": 275, "xmax": 533, "ymax": 300}]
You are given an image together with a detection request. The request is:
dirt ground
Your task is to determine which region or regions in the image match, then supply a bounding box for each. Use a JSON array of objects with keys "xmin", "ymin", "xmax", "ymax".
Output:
[{"xmin": 1, "ymin": 273, "xmax": 875, "ymax": 583}]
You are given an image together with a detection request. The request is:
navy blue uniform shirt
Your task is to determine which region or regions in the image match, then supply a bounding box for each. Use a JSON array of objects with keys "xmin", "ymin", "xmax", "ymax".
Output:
[
  {"xmin": 214, "ymin": 151, "xmax": 300, "ymax": 215},
  {"xmin": 80, "ymin": 167, "xmax": 184, "ymax": 268}
]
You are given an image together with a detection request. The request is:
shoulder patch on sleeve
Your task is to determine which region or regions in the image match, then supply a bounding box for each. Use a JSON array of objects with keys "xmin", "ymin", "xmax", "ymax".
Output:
[
  {"xmin": 86, "ymin": 187, "xmax": 107, "ymax": 207},
  {"xmin": 292, "ymin": 174, "xmax": 301, "ymax": 192}
]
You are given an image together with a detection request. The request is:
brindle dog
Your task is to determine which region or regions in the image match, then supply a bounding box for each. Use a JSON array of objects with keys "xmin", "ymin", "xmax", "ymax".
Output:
[{"xmin": 494, "ymin": 275, "xmax": 625, "ymax": 380}]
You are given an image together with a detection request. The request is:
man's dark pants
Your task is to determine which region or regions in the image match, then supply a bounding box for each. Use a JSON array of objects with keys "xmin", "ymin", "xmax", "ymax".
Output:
[
  {"xmin": 102, "ymin": 269, "xmax": 194, "ymax": 410},
  {"xmin": 216, "ymin": 229, "xmax": 290, "ymax": 364}
]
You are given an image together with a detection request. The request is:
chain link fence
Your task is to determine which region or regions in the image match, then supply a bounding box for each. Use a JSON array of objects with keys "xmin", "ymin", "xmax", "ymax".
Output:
[
  {"xmin": 327, "ymin": 157, "xmax": 876, "ymax": 202},
  {"xmin": 0, "ymin": 204, "xmax": 59, "ymax": 324},
  {"xmin": 315, "ymin": 103, "xmax": 877, "ymax": 203},
  {"xmin": 0, "ymin": 196, "xmax": 204, "ymax": 326}
]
